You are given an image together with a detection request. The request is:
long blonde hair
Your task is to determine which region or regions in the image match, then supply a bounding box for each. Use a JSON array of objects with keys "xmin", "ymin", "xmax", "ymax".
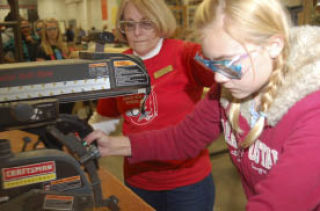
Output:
[
  {"xmin": 195, "ymin": 0, "xmax": 292, "ymax": 148},
  {"xmin": 41, "ymin": 18, "xmax": 69, "ymax": 57},
  {"xmin": 115, "ymin": 0, "xmax": 177, "ymax": 42}
]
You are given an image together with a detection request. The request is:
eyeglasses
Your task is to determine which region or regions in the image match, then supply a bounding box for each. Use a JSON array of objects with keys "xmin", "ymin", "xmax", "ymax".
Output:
[
  {"xmin": 119, "ymin": 20, "xmax": 154, "ymax": 33},
  {"xmin": 46, "ymin": 27, "xmax": 58, "ymax": 31},
  {"xmin": 194, "ymin": 52, "xmax": 250, "ymax": 80},
  {"xmin": 36, "ymin": 27, "xmax": 43, "ymax": 32}
]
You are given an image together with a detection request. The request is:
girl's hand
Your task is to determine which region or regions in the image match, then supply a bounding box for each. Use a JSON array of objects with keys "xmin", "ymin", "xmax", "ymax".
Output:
[{"xmin": 84, "ymin": 130, "xmax": 132, "ymax": 157}]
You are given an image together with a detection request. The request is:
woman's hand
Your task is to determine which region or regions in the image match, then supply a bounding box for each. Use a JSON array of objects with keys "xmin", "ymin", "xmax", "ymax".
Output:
[{"xmin": 84, "ymin": 130, "xmax": 132, "ymax": 157}]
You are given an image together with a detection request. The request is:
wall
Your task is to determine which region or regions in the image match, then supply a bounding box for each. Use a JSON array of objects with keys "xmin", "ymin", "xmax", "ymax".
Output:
[
  {"xmin": 0, "ymin": 0, "xmax": 37, "ymax": 21},
  {"xmin": 1, "ymin": 0, "xmax": 119, "ymax": 32},
  {"xmin": 38, "ymin": 0, "xmax": 119, "ymax": 31},
  {"xmin": 87, "ymin": 0, "xmax": 119, "ymax": 31},
  {"xmin": 281, "ymin": 0, "xmax": 302, "ymax": 7},
  {"xmin": 87, "ymin": 0, "xmax": 102, "ymax": 31},
  {"xmin": 38, "ymin": 0, "xmax": 66, "ymax": 21}
]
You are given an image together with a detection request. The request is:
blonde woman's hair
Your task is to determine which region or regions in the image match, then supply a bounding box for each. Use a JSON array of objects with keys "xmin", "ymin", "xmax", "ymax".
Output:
[
  {"xmin": 115, "ymin": 0, "xmax": 177, "ymax": 42},
  {"xmin": 41, "ymin": 18, "xmax": 69, "ymax": 57},
  {"xmin": 195, "ymin": 0, "xmax": 292, "ymax": 148}
]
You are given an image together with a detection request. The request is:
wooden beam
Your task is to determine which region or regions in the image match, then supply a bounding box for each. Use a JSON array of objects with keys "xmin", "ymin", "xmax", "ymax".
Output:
[{"xmin": 298, "ymin": 0, "xmax": 314, "ymax": 25}]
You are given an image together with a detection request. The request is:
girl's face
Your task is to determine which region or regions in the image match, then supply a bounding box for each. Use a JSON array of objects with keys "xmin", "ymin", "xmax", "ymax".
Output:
[
  {"xmin": 46, "ymin": 22, "xmax": 59, "ymax": 41},
  {"xmin": 122, "ymin": 2, "xmax": 161, "ymax": 56},
  {"xmin": 200, "ymin": 21, "xmax": 274, "ymax": 100}
]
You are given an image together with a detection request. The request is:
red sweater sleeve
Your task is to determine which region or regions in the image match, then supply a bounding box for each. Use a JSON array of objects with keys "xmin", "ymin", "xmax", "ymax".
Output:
[
  {"xmin": 128, "ymin": 87, "xmax": 221, "ymax": 163},
  {"xmin": 182, "ymin": 42, "xmax": 215, "ymax": 88}
]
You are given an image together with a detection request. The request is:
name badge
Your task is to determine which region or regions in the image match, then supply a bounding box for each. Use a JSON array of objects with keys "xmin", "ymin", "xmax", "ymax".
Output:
[{"xmin": 153, "ymin": 65, "xmax": 174, "ymax": 79}]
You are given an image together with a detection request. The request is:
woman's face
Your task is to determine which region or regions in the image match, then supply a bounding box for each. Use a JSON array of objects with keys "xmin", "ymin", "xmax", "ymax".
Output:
[
  {"xmin": 21, "ymin": 20, "xmax": 31, "ymax": 37},
  {"xmin": 46, "ymin": 22, "xmax": 59, "ymax": 41},
  {"xmin": 122, "ymin": 2, "xmax": 160, "ymax": 56},
  {"xmin": 200, "ymin": 21, "xmax": 274, "ymax": 99}
]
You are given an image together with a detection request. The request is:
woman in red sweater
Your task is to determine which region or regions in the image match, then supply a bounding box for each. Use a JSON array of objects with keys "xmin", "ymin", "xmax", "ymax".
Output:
[{"xmin": 89, "ymin": 0, "xmax": 215, "ymax": 210}]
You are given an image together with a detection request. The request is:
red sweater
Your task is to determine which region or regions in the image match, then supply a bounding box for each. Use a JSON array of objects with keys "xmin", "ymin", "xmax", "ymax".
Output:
[{"xmin": 97, "ymin": 39, "xmax": 215, "ymax": 190}]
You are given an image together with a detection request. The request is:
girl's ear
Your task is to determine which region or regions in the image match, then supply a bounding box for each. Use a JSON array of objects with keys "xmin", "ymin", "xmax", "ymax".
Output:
[{"xmin": 266, "ymin": 35, "xmax": 284, "ymax": 59}]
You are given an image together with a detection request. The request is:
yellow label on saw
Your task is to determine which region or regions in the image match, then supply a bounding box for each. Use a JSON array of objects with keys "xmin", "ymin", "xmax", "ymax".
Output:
[{"xmin": 114, "ymin": 60, "xmax": 136, "ymax": 67}]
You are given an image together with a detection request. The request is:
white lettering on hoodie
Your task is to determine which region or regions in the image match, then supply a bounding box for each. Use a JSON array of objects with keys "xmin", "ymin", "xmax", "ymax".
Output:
[
  {"xmin": 248, "ymin": 140, "xmax": 278, "ymax": 170},
  {"xmin": 222, "ymin": 118, "xmax": 279, "ymax": 171}
]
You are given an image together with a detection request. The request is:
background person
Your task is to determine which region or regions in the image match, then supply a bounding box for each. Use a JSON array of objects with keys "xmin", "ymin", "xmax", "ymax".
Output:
[
  {"xmin": 1, "ymin": 11, "xmax": 15, "ymax": 45},
  {"xmin": 1, "ymin": 12, "xmax": 15, "ymax": 62},
  {"xmin": 85, "ymin": 0, "xmax": 320, "ymax": 210},
  {"xmin": 4, "ymin": 18, "xmax": 40, "ymax": 62},
  {"xmin": 76, "ymin": 26, "xmax": 86, "ymax": 45},
  {"xmin": 36, "ymin": 18, "xmax": 70, "ymax": 61},
  {"xmin": 88, "ymin": 0, "xmax": 215, "ymax": 210},
  {"xmin": 65, "ymin": 25, "xmax": 75, "ymax": 43}
]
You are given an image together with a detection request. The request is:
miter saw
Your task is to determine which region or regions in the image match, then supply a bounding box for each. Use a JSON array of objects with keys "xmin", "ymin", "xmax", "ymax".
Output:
[{"xmin": 0, "ymin": 52, "xmax": 151, "ymax": 211}]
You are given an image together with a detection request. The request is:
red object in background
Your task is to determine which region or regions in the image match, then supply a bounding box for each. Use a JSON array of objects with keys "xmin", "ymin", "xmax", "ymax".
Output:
[{"xmin": 101, "ymin": 0, "xmax": 108, "ymax": 20}]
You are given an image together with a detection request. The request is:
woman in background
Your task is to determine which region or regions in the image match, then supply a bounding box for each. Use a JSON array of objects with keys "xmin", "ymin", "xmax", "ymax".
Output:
[{"xmin": 36, "ymin": 18, "xmax": 70, "ymax": 61}]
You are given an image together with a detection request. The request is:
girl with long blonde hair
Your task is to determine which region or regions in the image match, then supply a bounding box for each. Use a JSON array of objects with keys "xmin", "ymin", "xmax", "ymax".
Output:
[{"xmin": 36, "ymin": 18, "xmax": 70, "ymax": 60}]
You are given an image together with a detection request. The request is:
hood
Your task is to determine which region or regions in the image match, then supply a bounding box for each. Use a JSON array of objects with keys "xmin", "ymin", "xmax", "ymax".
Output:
[{"xmin": 220, "ymin": 25, "xmax": 320, "ymax": 126}]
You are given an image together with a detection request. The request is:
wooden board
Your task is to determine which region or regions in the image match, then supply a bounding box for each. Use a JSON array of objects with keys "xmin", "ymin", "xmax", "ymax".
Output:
[
  {"xmin": 96, "ymin": 168, "xmax": 154, "ymax": 211},
  {"xmin": 0, "ymin": 130, "xmax": 154, "ymax": 211},
  {"xmin": 0, "ymin": 130, "xmax": 43, "ymax": 152}
]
